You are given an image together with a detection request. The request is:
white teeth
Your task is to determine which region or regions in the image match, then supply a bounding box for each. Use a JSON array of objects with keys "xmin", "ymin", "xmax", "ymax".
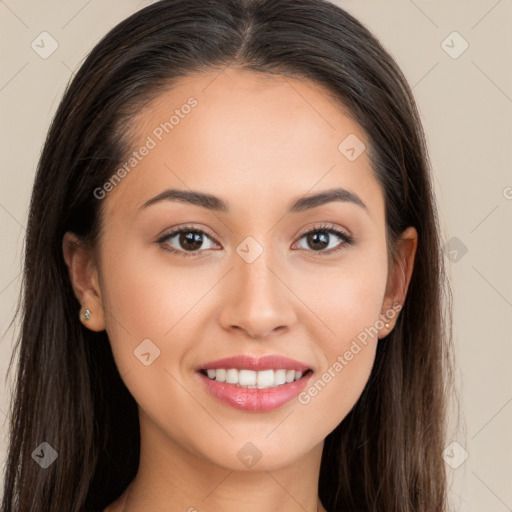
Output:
[
  {"xmin": 238, "ymin": 369, "xmax": 256, "ymax": 386},
  {"xmin": 256, "ymin": 369, "xmax": 274, "ymax": 389},
  {"xmin": 203, "ymin": 368, "xmax": 307, "ymax": 388},
  {"xmin": 215, "ymin": 369, "xmax": 226, "ymax": 382},
  {"xmin": 226, "ymin": 368, "xmax": 238, "ymax": 384},
  {"xmin": 274, "ymin": 369, "xmax": 287, "ymax": 385}
]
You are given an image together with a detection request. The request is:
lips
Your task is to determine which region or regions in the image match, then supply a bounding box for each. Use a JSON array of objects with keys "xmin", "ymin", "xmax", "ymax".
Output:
[{"xmin": 195, "ymin": 354, "xmax": 314, "ymax": 412}]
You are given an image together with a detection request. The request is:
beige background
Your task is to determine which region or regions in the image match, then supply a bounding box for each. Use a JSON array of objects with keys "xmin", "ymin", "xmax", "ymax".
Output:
[{"xmin": 1, "ymin": 0, "xmax": 511, "ymax": 509}]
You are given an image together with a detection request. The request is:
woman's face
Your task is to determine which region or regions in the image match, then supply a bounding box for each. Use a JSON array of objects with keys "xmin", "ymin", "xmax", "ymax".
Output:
[{"xmin": 79, "ymin": 66, "xmax": 415, "ymax": 471}]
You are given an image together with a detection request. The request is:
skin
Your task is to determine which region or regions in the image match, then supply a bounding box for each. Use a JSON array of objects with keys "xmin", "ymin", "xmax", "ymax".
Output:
[{"xmin": 63, "ymin": 66, "xmax": 417, "ymax": 512}]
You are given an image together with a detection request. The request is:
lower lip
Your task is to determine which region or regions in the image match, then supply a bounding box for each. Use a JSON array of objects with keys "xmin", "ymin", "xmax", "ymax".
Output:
[{"xmin": 197, "ymin": 371, "xmax": 313, "ymax": 412}]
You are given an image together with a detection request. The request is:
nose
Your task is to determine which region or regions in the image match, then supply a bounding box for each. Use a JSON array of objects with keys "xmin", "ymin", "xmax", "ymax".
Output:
[{"xmin": 217, "ymin": 248, "xmax": 298, "ymax": 339}]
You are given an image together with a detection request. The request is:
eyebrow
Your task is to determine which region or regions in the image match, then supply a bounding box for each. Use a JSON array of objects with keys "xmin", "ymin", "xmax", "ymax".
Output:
[{"xmin": 141, "ymin": 187, "xmax": 367, "ymax": 213}]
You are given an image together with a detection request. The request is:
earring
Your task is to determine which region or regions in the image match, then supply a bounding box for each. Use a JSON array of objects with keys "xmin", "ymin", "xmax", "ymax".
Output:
[
  {"xmin": 385, "ymin": 323, "xmax": 390, "ymax": 328},
  {"xmin": 80, "ymin": 308, "xmax": 91, "ymax": 321}
]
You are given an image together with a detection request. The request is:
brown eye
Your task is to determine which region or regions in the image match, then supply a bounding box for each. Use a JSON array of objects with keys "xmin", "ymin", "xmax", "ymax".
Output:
[
  {"xmin": 157, "ymin": 226, "xmax": 219, "ymax": 257},
  {"xmin": 294, "ymin": 224, "xmax": 354, "ymax": 256},
  {"xmin": 177, "ymin": 231, "xmax": 205, "ymax": 251},
  {"xmin": 303, "ymin": 231, "xmax": 330, "ymax": 251}
]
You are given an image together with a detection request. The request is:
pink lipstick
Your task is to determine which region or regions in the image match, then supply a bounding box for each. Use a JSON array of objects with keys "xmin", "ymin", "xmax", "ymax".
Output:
[{"xmin": 196, "ymin": 354, "xmax": 313, "ymax": 412}]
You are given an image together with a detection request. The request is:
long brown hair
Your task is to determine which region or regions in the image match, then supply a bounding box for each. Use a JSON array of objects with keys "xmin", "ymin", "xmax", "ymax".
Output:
[{"xmin": 1, "ymin": 1, "xmax": 455, "ymax": 511}]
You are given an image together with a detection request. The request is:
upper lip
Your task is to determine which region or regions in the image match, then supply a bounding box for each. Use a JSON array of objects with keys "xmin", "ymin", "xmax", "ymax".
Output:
[{"xmin": 198, "ymin": 355, "xmax": 311, "ymax": 372}]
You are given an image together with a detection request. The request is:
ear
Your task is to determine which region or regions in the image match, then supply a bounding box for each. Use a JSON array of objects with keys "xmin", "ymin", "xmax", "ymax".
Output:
[
  {"xmin": 62, "ymin": 232, "xmax": 106, "ymax": 332},
  {"xmin": 378, "ymin": 226, "xmax": 418, "ymax": 339}
]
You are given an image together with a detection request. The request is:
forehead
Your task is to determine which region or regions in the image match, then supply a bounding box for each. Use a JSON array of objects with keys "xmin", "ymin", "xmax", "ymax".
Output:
[{"xmin": 102, "ymin": 66, "xmax": 384, "ymax": 223}]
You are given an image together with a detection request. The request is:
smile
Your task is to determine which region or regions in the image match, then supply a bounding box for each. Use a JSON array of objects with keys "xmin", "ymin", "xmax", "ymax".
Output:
[
  {"xmin": 199, "ymin": 368, "xmax": 312, "ymax": 389},
  {"xmin": 197, "ymin": 368, "xmax": 313, "ymax": 412}
]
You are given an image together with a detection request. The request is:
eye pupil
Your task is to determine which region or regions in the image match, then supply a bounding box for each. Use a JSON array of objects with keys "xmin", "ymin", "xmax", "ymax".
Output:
[
  {"xmin": 181, "ymin": 231, "xmax": 203, "ymax": 251},
  {"xmin": 307, "ymin": 231, "xmax": 329, "ymax": 250}
]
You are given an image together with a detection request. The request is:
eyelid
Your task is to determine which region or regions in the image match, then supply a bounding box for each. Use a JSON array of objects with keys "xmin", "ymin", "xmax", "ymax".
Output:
[
  {"xmin": 294, "ymin": 222, "xmax": 352, "ymax": 241},
  {"xmin": 156, "ymin": 223, "xmax": 217, "ymax": 239}
]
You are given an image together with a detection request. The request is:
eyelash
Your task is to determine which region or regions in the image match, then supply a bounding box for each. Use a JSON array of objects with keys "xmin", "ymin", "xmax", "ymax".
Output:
[{"xmin": 156, "ymin": 223, "xmax": 355, "ymax": 259}]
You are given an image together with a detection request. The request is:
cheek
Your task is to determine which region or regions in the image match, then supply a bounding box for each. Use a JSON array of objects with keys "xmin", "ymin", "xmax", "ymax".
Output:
[
  {"xmin": 97, "ymin": 236, "xmax": 222, "ymax": 371},
  {"xmin": 95, "ymin": 240, "xmax": 208, "ymax": 418},
  {"xmin": 96, "ymin": 240, "xmax": 165, "ymax": 355},
  {"xmin": 296, "ymin": 338, "xmax": 377, "ymax": 445},
  {"xmin": 296, "ymin": 281, "xmax": 383, "ymax": 438},
  {"xmin": 291, "ymin": 250, "xmax": 387, "ymax": 429},
  {"xmin": 293, "ymin": 246, "xmax": 388, "ymax": 347}
]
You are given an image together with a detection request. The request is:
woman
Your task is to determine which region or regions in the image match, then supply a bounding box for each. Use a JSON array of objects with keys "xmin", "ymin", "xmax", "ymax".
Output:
[{"xmin": 1, "ymin": 0, "xmax": 455, "ymax": 511}]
